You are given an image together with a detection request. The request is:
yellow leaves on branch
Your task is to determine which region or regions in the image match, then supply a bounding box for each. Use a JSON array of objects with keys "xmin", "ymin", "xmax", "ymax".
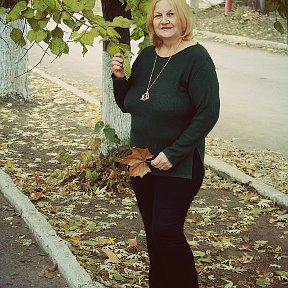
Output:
[{"xmin": 120, "ymin": 147, "xmax": 154, "ymax": 178}]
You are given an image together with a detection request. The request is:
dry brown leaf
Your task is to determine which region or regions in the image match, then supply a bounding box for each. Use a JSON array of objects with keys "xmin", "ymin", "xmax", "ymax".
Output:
[
  {"xmin": 102, "ymin": 248, "xmax": 120, "ymax": 264},
  {"xmin": 107, "ymin": 168, "xmax": 117, "ymax": 180},
  {"xmin": 30, "ymin": 191, "xmax": 45, "ymax": 201},
  {"xmin": 38, "ymin": 264, "xmax": 58, "ymax": 277},
  {"xmin": 126, "ymin": 238, "xmax": 143, "ymax": 251},
  {"xmin": 127, "ymin": 238, "xmax": 138, "ymax": 249},
  {"xmin": 5, "ymin": 160, "xmax": 14, "ymax": 168},
  {"xmin": 120, "ymin": 147, "xmax": 154, "ymax": 178},
  {"xmin": 238, "ymin": 245, "xmax": 253, "ymax": 252},
  {"xmin": 34, "ymin": 174, "xmax": 45, "ymax": 185}
]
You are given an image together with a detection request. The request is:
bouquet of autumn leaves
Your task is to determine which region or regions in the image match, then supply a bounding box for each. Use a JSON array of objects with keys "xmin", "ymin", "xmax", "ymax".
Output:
[{"xmin": 120, "ymin": 147, "xmax": 154, "ymax": 178}]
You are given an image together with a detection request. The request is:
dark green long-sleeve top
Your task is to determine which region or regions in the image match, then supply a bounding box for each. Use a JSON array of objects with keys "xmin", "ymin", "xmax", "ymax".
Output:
[{"xmin": 113, "ymin": 43, "xmax": 220, "ymax": 179}]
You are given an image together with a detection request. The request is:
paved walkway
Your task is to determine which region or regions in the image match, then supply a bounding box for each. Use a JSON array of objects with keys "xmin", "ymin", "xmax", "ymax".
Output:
[{"xmin": 0, "ymin": 193, "xmax": 67, "ymax": 288}]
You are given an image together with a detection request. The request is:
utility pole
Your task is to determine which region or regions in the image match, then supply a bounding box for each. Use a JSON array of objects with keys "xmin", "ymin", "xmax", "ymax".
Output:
[{"xmin": 225, "ymin": 0, "xmax": 232, "ymax": 15}]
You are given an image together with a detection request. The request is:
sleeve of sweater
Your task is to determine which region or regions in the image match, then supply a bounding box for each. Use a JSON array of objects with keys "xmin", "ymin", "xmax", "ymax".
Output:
[
  {"xmin": 162, "ymin": 61, "xmax": 220, "ymax": 165},
  {"xmin": 112, "ymin": 76, "xmax": 129, "ymax": 113}
]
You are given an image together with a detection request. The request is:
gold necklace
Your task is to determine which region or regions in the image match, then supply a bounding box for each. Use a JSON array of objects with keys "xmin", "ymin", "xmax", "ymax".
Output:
[{"xmin": 140, "ymin": 41, "xmax": 182, "ymax": 102}]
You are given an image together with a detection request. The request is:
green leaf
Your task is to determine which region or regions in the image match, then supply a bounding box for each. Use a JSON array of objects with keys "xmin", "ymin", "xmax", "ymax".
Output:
[
  {"xmin": 4, "ymin": 216, "xmax": 14, "ymax": 221},
  {"xmin": 27, "ymin": 30, "xmax": 35, "ymax": 42},
  {"xmin": 86, "ymin": 170, "xmax": 98, "ymax": 181},
  {"xmin": 123, "ymin": 57, "xmax": 131, "ymax": 78},
  {"xmin": 107, "ymin": 27, "xmax": 121, "ymax": 38},
  {"xmin": 92, "ymin": 15, "xmax": 106, "ymax": 26},
  {"xmin": 79, "ymin": 31, "xmax": 95, "ymax": 46},
  {"xmin": 112, "ymin": 16, "xmax": 131, "ymax": 28},
  {"xmin": 103, "ymin": 126, "xmax": 115, "ymax": 139},
  {"xmin": 28, "ymin": 29, "xmax": 48, "ymax": 43},
  {"xmin": 86, "ymin": 222, "xmax": 96, "ymax": 231},
  {"xmin": 0, "ymin": 7, "xmax": 8, "ymax": 16},
  {"xmin": 107, "ymin": 42, "xmax": 121, "ymax": 56},
  {"xmin": 53, "ymin": 11, "xmax": 62, "ymax": 23},
  {"xmin": 68, "ymin": 223, "xmax": 78, "ymax": 231},
  {"xmin": 63, "ymin": 0, "xmax": 84, "ymax": 11},
  {"xmin": 122, "ymin": 197, "xmax": 136, "ymax": 206},
  {"xmin": 6, "ymin": 1, "xmax": 27, "ymax": 22},
  {"xmin": 52, "ymin": 27, "xmax": 64, "ymax": 38},
  {"xmin": 63, "ymin": 19, "xmax": 75, "ymax": 29},
  {"xmin": 27, "ymin": 18, "xmax": 39, "ymax": 29},
  {"xmin": 32, "ymin": 0, "xmax": 49, "ymax": 14},
  {"xmin": 193, "ymin": 251, "xmax": 206, "ymax": 257},
  {"xmin": 275, "ymin": 271, "xmax": 288, "ymax": 277},
  {"xmin": 255, "ymin": 240, "xmax": 268, "ymax": 245},
  {"xmin": 22, "ymin": 7, "xmax": 34, "ymax": 18},
  {"xmin": 49, "ymin": 38, "xmax": 66, "ymax": 56},
  {"xmin": 83, "ymin": 0, "xmax": 96, "ymax": 10},
  {"xmin": 82, "ymin": 9, "xmax": 94, "ymax": 20},
  {"xmin": 103, "ymin": 126, "xmax": 120, "ymax": 144},
  {"xmin": 38, "ymin": 18, "xmax": 49, "ymax": 29},
  {"xmin": 61, "ymin": 11, "xmax": 71, "ymax": 21},
  {"xmin": 197, "ymin": 257, "xmax": 211, "ymax": 263},
  {"xmin": 10, "ymin": 28, "xmax": 26, "ymax": 47},
  {"xmin": 256, "ymin": 278, "xmax": 269, "ymax": 287},
  {"xmin": 10, "ymin": 28, "xmax": 23, "ymax": 41},
  {"xmin": 83, "ymin": 240, "xmax": 98, "ymax": 246},
  {"xmin": 82, "ymin": 44, "xmax": 88, "ymax": 56},
  {"xmin": 131, "ymin": 27, "xmax": 144, "ymax": 41},
  {"xmin": 222, "ymin": 279, "xmax": 234, "ymax": 288},
  {"xmin": 274, "ymin": 20, "xmax": 284, "ymax": 34},
  {"xmin": 94, "ymin": 121, "xmax": 104, "ymax": 133},
  {"xmin": 113, "ymin": 272, "xmax": 124, "ymax": 281}
]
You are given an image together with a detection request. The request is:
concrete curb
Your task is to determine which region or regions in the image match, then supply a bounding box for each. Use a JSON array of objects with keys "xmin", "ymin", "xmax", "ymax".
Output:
[
  {"xmin": 0, "ymin": 169, "xmax": 105, "ymax": 288},
  {"xmin": 194, "ymin": 29, "xmax": 288, "ymax": 51},
  {"xmin": 205, "ymin": 155, "xmax": 288, "ymax": 209}
]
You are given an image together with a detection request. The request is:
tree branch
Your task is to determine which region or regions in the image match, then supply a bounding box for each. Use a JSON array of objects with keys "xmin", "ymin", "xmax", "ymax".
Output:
[{"xmin": 14, "ymin": 46, "xmax": 49, "ymax": 78}]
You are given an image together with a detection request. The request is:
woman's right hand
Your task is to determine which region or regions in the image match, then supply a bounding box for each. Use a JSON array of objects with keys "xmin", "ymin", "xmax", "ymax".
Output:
[{"xmin": 111, "ymin": 53, "xmax": 125, "ymax": 79}]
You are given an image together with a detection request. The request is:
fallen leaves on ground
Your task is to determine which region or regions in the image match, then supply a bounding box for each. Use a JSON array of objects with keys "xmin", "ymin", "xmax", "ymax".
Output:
[
  {"xmin": 0, "ymin": 72, "xmax": 287, "ymax": 288},
  {"xmin": 206, "ymin": 137, "xmax": 288, "ymax": 194},
  {"xmin": 194, "ymin": 4, "xmax": 287, "ymax": 55}
]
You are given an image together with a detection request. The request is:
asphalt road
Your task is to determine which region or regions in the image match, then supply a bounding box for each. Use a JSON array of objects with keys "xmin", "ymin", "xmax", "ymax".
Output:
[{"xmin": 28, "ymin": 38, "xmax": 288, "ymax": 158}]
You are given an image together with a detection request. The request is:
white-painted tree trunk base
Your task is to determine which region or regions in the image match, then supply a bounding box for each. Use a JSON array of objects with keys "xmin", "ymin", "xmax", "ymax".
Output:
[
  {"xmin": 101, "ymin": 50, "xmax": 130, "ymax": 149},
  {"xmin": 0, "ymin": 15, "xmax": 30, "ymax": 101}
]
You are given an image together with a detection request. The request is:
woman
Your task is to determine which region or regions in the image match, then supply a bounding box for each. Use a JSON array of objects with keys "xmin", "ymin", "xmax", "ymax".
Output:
[{"xmin": 111, "ymin": 0, "xmax": 220, "ymax": 287}]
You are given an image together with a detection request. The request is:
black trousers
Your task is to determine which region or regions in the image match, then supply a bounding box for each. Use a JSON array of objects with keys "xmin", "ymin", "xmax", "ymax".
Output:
[{"xmin": 131, "ymin": 152, "xmax": 204, "ymax": 288}]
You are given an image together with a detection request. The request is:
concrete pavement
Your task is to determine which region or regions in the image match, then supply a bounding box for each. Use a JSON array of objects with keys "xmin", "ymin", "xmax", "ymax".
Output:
[{"xmin": 0, "ymin": 193, "xmax": 68, "ymax": 288}]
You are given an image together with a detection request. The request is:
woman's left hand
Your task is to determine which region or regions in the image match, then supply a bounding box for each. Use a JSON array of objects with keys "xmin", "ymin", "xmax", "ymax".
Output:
[{"xmin": 151, "ymin": 152, "xmax": 173, "ymax": 171}]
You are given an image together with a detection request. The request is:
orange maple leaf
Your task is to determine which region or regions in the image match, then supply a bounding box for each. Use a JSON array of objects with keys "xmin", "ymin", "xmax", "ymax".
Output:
[{"xmin": 120, "ymin": 147, "xmax": 154, "ymax": 178}]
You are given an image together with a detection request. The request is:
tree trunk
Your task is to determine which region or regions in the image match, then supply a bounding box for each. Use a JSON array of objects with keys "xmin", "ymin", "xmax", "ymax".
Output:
[
  {"xmin": 0, "ymin": 14, "xmax": 30, "ymax": 102},
  {"xmin": 101, "ymin": 0, "xmax": 131, "ymax": 144},
  {"xmin": 189, "ymin": 0, "xmax": 199, "ymax": 13}
]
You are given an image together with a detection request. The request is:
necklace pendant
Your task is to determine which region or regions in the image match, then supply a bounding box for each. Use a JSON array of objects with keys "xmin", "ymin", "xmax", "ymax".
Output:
[{"xmin": 140, "ymin": 91, "xmax": 150, "ymax": 101}]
